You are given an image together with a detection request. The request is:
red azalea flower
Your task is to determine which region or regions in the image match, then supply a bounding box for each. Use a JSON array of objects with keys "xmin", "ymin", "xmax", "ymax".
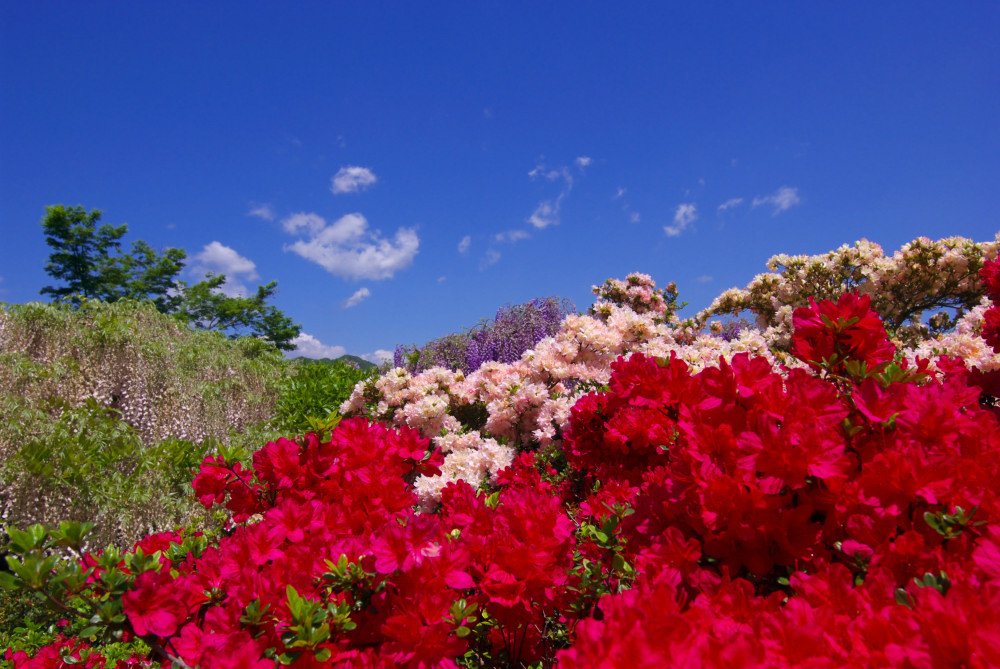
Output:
[
  {"xmin": 983, "ymin": 306, "xmax": 1000, "ymax": 353},
  {"xmin": 122, "ymin": 569, "xmax": 189, "ymax": 638},
  {"xmin": 980, "ymin": 256, "xmax": 1000, "ymax": 300},
  {"xmin": 791, "ymin": 292, "xmax": 895, "ymax": 371}
]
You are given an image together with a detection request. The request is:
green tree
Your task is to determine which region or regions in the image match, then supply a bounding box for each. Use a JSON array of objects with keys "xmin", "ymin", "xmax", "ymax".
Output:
[
  {"xmin": 39, "ymin": 205, "xmax": 302, "ymax": 350},
  {"xmin": 39, "ymin": 205, "xmax": 186, "ymax": 309},
  {"xmin": 173, "ymin": 274, "xmax": 302, "ymax": 351},
  {"xmin": 121, "ymin": 239, "xmax": 188, "ymax": 312}
]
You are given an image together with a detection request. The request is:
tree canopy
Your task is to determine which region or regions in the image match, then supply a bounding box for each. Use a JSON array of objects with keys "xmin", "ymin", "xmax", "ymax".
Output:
[
  {"xmin": 172, "ymin": 274, "xmax": 302, "ymax": 351},
  {"xmin": 39, "ymin": 205, "xmax": 302, "ymax": 350},
  {"xmin": 39, "ymin": 205, "xmax": 186, "ymax": 310}
]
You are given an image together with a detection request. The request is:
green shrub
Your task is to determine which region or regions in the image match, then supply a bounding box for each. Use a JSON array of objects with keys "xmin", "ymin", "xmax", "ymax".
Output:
[{"xmin": 268, "ymin": 359, "xmax": 377, "ymax": 436}]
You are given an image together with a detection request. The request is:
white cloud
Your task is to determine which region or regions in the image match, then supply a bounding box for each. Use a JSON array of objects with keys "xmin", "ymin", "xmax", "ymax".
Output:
[
  {"xmin": 361, "ymin": 349, "xmax": 394, "ymax": 365},
  {"xmin": 480, "ymin": 249, "xmax": 502, "ymax": 269},
  {"xmin": 331, "ymin": 166, "xmax": 378, "ymax": 195},
  {"xmin": 718, "ymin": 197, "xmax": 744, "ymax": 212},
  {"xmin": 529, "ymin": 163, "xmax": 573, "ymax": 187},
  {"xmin": 190, "ymin": 241, "xmax": 259, "ymax": 297},
  {"xmin": 289, "ymin": 333, "xmax": 347, "ymax": 360},
  {"xmin": 613, "ymin": 187, "xmax": 626, "ymax": 200},
  {"xmin": 283, "ymin": 212, "xmax": 419, "ymax": 280},
  {"xmin": 664, "ymin": 203, "xmax": 697, "ymax": 237},
  {"xmin": 248, "ymin": 203, "xmax": 276, "ymax": 221},
  {"xmin": 527, "ymin": 160, "xmax": 581, "ymax": 229},
  {"xmin": 494, "ymin": 229, "xmax": 530, "ymax": 243},
  {"xmin": 437, "ymin": 276, "xmax": 446, "ymax": 283},
  {"xmin": 282, "ymin": 212, "xmax": 326, "ymax": 236},
  {"xmin": 696, "ymin": 275, "xmax": 713, "ymax": 283},
  {"xmin": 342, "ymin": 286, "xmax": 371, "ymax": 309},
  {"xmin": 528, "ymin": 197, "xmax": 562, "ymax": 229},
  {"xmin": 630, "ymin": 212, "xmax": 641, "ymax": 223},
  {"xmin": 752, "ymin": 187, "xmax": 801, "ymax": 214},
  {"xmin": 458, "ymin": 235, "xmax": 471, "ymax": 254},
  {"xmin": 576, "ymin": 156, "xmax": 592, "ymax": 167}
]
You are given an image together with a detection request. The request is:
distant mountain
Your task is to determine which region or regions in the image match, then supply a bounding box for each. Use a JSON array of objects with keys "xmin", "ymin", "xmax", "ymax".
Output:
[
  {"xmin": 338, "ymin": 354, "xmax": 378, "ymax": 370},
  {"xmin": 294, "ymin": 354, "xmax": 378, "ymax": 370}
]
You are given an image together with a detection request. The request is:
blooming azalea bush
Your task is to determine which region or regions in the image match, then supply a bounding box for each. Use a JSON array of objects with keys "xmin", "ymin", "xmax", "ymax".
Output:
[
  {"xmin": 697, "ymin": 234, "xmax": 1000, "ymax": 347},
  {"xmin": 342, "ymin": 238, "xmax": 1000, "ymax": 502},
  {"xmin": 4, "ymin": 241, "xmax": 1000, "ymax": 667},
  {"xmin": 559, "ymin": 308, "xmax": 1000, "ymax": 666},
  {"xmin": 341, "ymin": 277, "xmax": 781, "ymax": 503}
]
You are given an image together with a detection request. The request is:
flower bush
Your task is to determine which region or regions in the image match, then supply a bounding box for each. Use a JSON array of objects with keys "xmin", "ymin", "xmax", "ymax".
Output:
[
  {"xmin": 4, "ymin": 237, "xmax": 1000, "ymax": 667},
  {"xmin": 394, "ymin": 297, "xmax": 574, "ymax": 375},
  {"xmin": 342, "ymin": 237, "xmax": 1000, "ymax": 503},
  {"xmin": 697, "ymin": 235, "xmax": 1000, "ymax": 348}
]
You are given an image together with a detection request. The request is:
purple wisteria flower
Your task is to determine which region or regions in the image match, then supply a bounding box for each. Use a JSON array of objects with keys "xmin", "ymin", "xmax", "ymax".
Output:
[{"xmin": 395, "ymin": 297, "xmax": 574, "ymax": 374}]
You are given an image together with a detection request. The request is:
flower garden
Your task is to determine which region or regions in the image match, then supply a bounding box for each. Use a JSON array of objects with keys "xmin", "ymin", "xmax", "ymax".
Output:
[{"xmin": 3, "ymin": 234, "xmax": 1000, "ymax": 667}]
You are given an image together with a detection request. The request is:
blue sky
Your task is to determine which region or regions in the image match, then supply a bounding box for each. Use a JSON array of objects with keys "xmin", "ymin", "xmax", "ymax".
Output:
[{"xmin": 2, "ymin": 3, "xmax": 998, "ymax": 362}]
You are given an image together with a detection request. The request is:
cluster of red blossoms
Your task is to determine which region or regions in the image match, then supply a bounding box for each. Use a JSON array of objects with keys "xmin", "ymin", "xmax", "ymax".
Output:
[
  {"xmin": 981, "ymin": 258, "xmax": 1000, "ymax": 354},
  {"xmin": 559, "ymin": 301, "xmax": 1000, "ymax": 666},
  {"xmin": 7, "ymin": 264, "xmax": 1000, "ymax": 667}
]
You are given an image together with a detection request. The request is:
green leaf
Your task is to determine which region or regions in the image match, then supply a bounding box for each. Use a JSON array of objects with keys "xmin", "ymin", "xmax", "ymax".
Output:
[
  {"xmin": 286, "ymin": 584, "xmax": 303, "ymax": 619},
  {"xmin": 0, "ymin": 571, "xmax": 20, "ymax": 590},
  {"xmin": 8, "ymin": 525, "xmax": 49, "ymax": 553},
  {"xmin": 79, "ymin": 625, "xmax": 101, "ymax": 639},
  {"xmin": 277, "ymin": 651, "xmax": 300, "ymax": 665}
]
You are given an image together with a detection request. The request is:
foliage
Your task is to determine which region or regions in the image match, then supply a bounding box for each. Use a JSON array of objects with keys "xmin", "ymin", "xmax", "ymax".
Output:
[
  {"xmin": 172, "ymin": 273, "xmax": 302, "ymax": 351},
  {"xmin": 0, "ymin": 396, "xmax": 218, "ymax": 550},
  {"xmin": 333, "ymin": 354, "xmax": 378, "ymax": 371},
  {"xmin": 38, "ymin": 205, "xmax": 186, "ymax": 313},
  {"xmin": 394, "ymin": 296, "xmax": 575, "ymax": 374},
  {"xmin": 268, "ymin": 359, "xmax": 377, "ymax": 436},
  {"xmin": 0, "ymin": 581, "xmax": 150, "ymax": 666},
  {"xmin": 0, "ymin": 298, "xmax": 288, "ymax": 549},
  {"xmin": 37, "ymin": 204, "xmax": 302, "ymax": 349}
]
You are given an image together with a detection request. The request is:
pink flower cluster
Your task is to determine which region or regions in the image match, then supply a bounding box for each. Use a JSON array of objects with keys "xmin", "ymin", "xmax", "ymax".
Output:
[
  {"xmin": 342, "ymin": 283, "xmax": 786, "ymax": 501},
  {"xmin": 589, "ymin": 272, "xmax": 678, "ymax": 324}
]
